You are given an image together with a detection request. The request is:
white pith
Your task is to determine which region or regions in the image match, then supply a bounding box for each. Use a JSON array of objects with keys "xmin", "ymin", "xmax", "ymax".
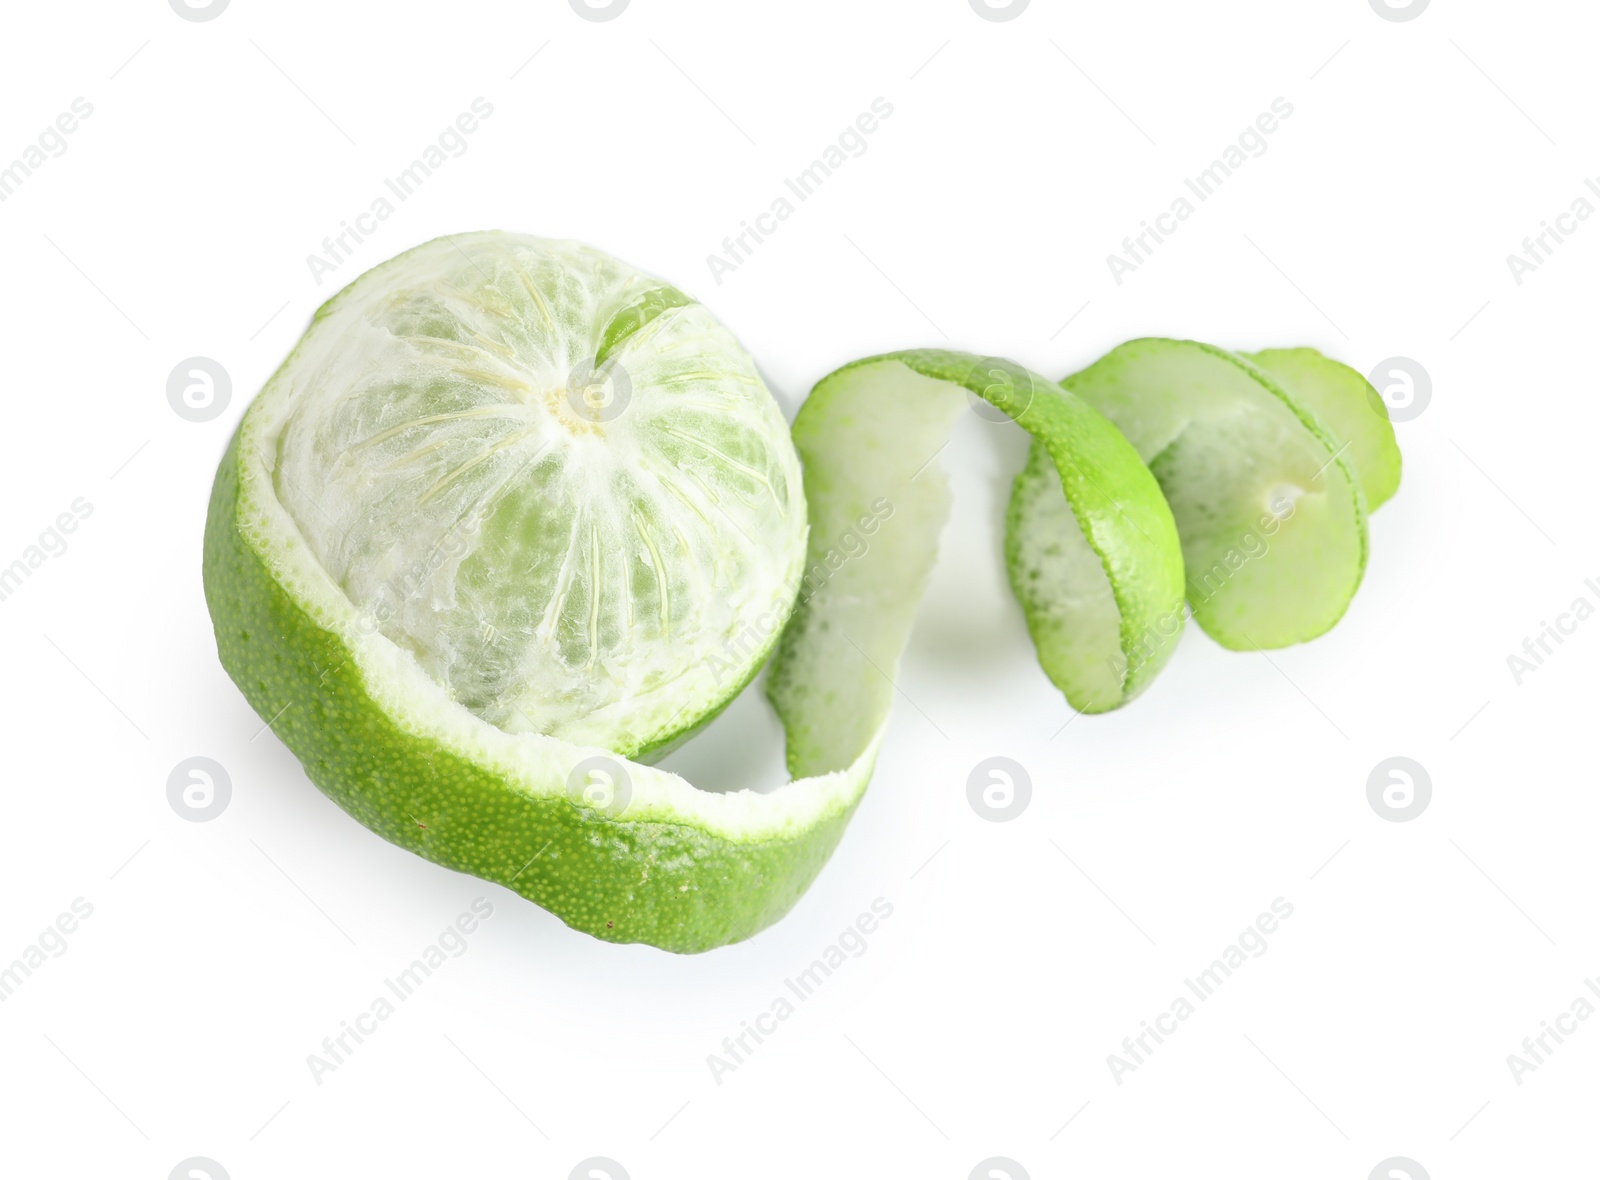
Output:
[
  {"xmin": 769, "ymin": 360, "xmax": 974, "ymax": 777},
  {"xmin": 1007, "ymin": 447, "xmax": 1127, "ymax": 709}
]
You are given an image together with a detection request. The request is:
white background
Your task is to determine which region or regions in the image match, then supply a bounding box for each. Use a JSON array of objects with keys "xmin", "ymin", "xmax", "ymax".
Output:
[{"xmin": 0, "ymin": 1, "xmax": 1594, "ymax": 1177}]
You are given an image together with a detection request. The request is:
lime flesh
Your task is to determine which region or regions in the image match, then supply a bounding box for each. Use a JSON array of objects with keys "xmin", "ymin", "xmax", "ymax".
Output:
[{"xmin": 270, "ymin": 235, "xmax": 805, "ymax": 757}]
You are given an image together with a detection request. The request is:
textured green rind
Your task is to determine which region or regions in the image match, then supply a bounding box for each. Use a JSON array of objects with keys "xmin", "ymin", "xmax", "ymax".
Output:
[
  {"xmin": 203, "ymin": 431, "xmax": 856, "ymax": 954},
  {"xmin": 898, "ymin": 349, "xmax": 1184, "ymax": 706},
  {"xmin": 899, "ymin": 349, "xmax": 1185, "ymax": 706},
  {"xmin": 769, "ymin": 350, "xmax": 1184, "ymax": 729}
]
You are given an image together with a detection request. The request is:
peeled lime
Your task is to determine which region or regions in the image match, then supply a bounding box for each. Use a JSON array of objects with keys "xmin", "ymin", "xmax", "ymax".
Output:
[
  {"xmin": 207, "ymin": 234, "xmax": 830, "ymax": 951},
  {"xmin": 205, "ymin": 238, "xmax": 1396, "ymax": 952},
  {"xmin": 268, "ymin": 235, "xmax": 803, "ymax": 758}
]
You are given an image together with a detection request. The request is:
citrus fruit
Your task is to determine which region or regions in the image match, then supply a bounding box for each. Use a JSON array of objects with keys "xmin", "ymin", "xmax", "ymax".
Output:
[{"xmin": 204, "ymin": 236, "xmax": 1398, "ymax": 951}]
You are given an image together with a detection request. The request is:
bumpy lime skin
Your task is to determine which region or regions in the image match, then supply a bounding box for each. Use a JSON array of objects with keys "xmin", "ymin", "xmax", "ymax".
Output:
[
  {"xmin": 203, "ymin": 431, "xmax": 856, "ymax": 954},
  {"xmin": 786, "ymin": 350, "xmax": 1186, "ymax": 712}
]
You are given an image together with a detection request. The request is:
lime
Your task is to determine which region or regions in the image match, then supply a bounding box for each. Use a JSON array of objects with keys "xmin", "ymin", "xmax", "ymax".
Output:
[{"xmin": 205, "ymin": 239, "xmax": 1396, "ymax": 952}]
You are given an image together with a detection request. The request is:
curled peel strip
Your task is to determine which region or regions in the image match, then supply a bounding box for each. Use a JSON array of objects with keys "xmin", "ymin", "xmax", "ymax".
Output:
[{"xmin": 204, "ymin": 233, "xmax": 1399, "ymax": 952}]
